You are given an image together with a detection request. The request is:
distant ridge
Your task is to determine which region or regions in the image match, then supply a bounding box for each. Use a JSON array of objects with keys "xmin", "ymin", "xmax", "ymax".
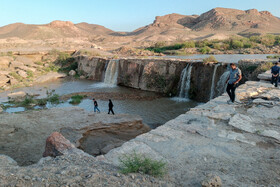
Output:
[{"xmin": 0, "ymin": 7, "xmax": 279, "ymax": 42}]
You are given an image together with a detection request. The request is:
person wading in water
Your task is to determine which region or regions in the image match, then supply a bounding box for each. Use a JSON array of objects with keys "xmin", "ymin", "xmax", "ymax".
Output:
[
  {"xmin": 108, "ymin": 99, "xmax": 115, "ymax": 115},
  {"xmin": 226, "ymin": 63, "xmax": 242, "ymax": 104},
  {"xmin": 93, "ymin": 98, "xmax": 100, "ymax": 113}
]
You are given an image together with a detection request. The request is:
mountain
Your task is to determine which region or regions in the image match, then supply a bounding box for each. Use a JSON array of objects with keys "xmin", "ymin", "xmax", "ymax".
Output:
[
  {"xmin": 121, "ymin": 8, "xmax": 280, "ymax": 42},
  {"xmin": 0, "ymin": 8, "xmax": 279, "ymax": 45},
  {"xmin": 0, "ymin": 20, "xmax": 113, "ymax": 39}
]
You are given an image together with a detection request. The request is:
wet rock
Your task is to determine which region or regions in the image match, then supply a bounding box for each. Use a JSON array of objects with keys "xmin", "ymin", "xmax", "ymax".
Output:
[
  {"xmin": 43, "ymin": 132, "xmax": 75, "ymax": 158},
  {"xmin": 8, "ymin": 91, "xmax": 27, "ymax": 101},
  {"xmin": 201, "ymin": 174, "xmax": 222, "ymax": 187},
  {"xmin": 69, "ymin": 70, "xmax": 76, "ymax": 76},
  {"xmin": 0, "ymin": 107, "xmax": 3, "ymax": 113}
]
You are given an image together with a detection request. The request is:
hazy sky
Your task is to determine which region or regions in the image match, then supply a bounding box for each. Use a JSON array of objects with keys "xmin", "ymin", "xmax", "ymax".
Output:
[{"xmin": 0, "ymin": 0, "xmax": 279, "ymax": 31}]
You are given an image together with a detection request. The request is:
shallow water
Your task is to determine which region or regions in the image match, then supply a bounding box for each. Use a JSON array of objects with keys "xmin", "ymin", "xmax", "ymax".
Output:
[
  {"xmin": 162, "ymin": 54, "xmax": 275, "ymax": 63},
  {"xmin": 0, "ymin": 80, "xmax": 198, "ymax": 128}
]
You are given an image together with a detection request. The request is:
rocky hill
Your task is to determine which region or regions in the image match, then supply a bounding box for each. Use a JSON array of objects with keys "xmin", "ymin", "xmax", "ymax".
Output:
[
  {"xmin": 0, "ymin": 20, "xmax": 113, "ymax": 40},
  {"xmin": 123, "ymin": 8, "xmax": 280, "ymax": 42},
  {"xmin": 0, "ymin": 8, "xmax": 279, "ymax": 48}
]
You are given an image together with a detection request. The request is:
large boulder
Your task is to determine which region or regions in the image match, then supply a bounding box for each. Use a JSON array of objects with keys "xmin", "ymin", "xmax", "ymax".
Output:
[
  {"xmin": 8, "ymin": 91, "xmax": 27, "ymax": 102},
  {"xmin": 17, "ymin": 70, "xmax": 28, "ymax": 78},
  {"xmin": 0, "ymin": 57, "xmax": 12, "ymax": 68},
  {"xmin": 0, "ymin": 75, "xmax": 9, "ymax": 87},
  {"xmin": 0, "ymin": 107, "xmax": 3, "ymax": 113},
  {"xmin": 257, "ymin": 70, "xmax": 271, "ymax": 81},
  {"xmin": 9, "ymin": 61, "xmax": 24, "ymax": 68},
  {"xmin": 43, "ymin": 132, "xmax": 75, "ymax": 158},
  {"xmin": 201, "ymin": 174, "xmax": 222, "ymax": 187},
  {"xmin": 35, "ymin": 72, "xmax": 67, "ymax": 83},
  {"xmin": 69, "ymin": 70, "xmax": 76, "ymax": 76}
]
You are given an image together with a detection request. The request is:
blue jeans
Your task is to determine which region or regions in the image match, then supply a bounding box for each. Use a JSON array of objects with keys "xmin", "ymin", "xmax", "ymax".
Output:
[
  {"xmin": 271, "ymin": 75, "xmax": 279, "ymax": 87},
  {"xmin": 94, "ymin": 106, "xmax": 100, "ymax": 113}
]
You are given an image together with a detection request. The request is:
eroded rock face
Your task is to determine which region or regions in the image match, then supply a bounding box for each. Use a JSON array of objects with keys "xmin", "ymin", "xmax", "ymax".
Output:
[
  {"xmin": 0, "ymin": 107, "xmax": 149, "ymax": 166},
  {"xmin": 77, "ymin": 56, "xmax": 228, "ymax": 102},
  {"xmin": 43, "ymin": 132, "xmax": 75, "ymax": 157}
]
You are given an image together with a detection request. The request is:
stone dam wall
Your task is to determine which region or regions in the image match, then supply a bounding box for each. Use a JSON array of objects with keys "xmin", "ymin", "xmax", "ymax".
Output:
[{"xmin": 76, "ymin": 56, "xmax": 228, "ymax": 102}]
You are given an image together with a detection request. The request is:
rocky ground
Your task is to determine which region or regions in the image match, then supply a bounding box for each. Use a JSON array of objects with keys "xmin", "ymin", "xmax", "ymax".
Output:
[
  {"xmin": 0, "ymin": 81, "xmax": 279, "ymax": 186},
  {"xmin": 0, "ymin": 149, "xmax": 174, "ymax": 187},
  {"xmin": 105, "ymin": 81, "xmax": 280, "ymax": 186},
  {"xmin": 0, "ymin": 53, "xmax": 67, "ymax": 91},
  {"xmin": 0, "ymin": 108, "xmax": 150, "ymax": 166}
]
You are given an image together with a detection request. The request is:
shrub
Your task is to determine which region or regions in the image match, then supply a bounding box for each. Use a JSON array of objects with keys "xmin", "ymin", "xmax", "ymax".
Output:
[
  {"xmin": 213, "ymin": 43, "xmax": 221, "ymax": 50},
  {"xmin": 203, "ymin": 56, "xmax": 218, "ymax": 63},
  {"xmin": 249, "ymin": 35, "xmax": 262, "ymax": 43},
  {"xmin": 182, "ymin": 41, "xmax": 195, "ymax": 48},
  {"xmin": 9, "ymin": 72, "xmax": 22, "ymax": 82},
  {"xmin": 48, "ymin": 94, "xmax": 60, "ymax": 104},
  {"xmin": 26, "ymin": 70, "xmax": 34, "ymax": 78},
  {"xmin": 7, "ymin": 51, "xmax": 13, "ymax": 56},
  {"xmin": 69, "ymin": 95, "xmax": 86, "ymax": 105},
  {"xmin": 267, "ymin": 55, "xmax": 280, "ymax": 59},
  {"xmin": 36, "ymin": 98, "xmax": 47, "ymax": 106},
  {"xmin": 261, "ymin": 35, "xmax": 275, "ymax": 46},
  {"xmin": 35, "ymin": 61, "xmax": 43, "ymax": 66},
  {"xmin": 46, "ymin": 90, "xmax": 60, "ymax": 104},
  {"xmin": 231, "ymin": 40, "xmax": 244, "ymax": 49},
  {"xmin": 119, "ymin": 152, "xmax": 167, "ymax": 177},
  {"xmin": 200, "ymin": 46, "xmax": 211, "ymax": 54}
]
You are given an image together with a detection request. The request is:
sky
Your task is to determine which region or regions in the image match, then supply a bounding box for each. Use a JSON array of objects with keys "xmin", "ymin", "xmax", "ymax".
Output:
[{"xmin": 0, "ymin": 0, "xmax": 279, "ymax": 31}]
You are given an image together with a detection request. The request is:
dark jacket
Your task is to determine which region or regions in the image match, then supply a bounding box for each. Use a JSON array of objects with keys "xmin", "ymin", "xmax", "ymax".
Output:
[
  {"xmin": 94, "ymin": 101, "xmax": 98, "ymax": 107},
  {"xmin": 271, "ymin": 65, "xmax": 280, "ymax": 75},
  {"xmin": 109, "ymin": 102, "xmax": 114, "ymax": 109}
]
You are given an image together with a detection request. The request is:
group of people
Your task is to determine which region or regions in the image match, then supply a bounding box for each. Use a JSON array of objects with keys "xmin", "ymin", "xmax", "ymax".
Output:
[
  {"xmin": 226, "ymin": 58, "xmax": 280, "ymax": 104},
  {"xmin": 93, "ymin": 98, "xmax": 115, "ymax": 115}
]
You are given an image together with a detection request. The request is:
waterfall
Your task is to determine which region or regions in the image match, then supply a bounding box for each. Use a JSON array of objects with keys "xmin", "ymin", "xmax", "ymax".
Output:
[
  {"xmin": 178, "ymin": 64, "xmax": 192, "ymax": 99},
  {"xmin": 216, "ymin": 71, "xmax": 230, "ymax": 96},
  {"xmin": 103, "ymin": 59, "xmax": 119, "ymax": 86},
  {"xmin": 209, "ymin": 64, "xmax": 220, "ymax": 100}
]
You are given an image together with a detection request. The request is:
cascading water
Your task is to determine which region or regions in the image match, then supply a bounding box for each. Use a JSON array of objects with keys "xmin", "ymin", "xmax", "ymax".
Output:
[
  {"xmin": 178, "ymin": 64, "xmax": 192, "ymax": 99},
  {"xmin": 103, "ymin": 59, "xmax": 119, "ymax": 86},
  {"xmin": 216, "ymin": 70, "xmax": 230, "ymax": 96},
  {"xmin": 209, "ymin": 64, "xmax": 220, "ymax": 100}
]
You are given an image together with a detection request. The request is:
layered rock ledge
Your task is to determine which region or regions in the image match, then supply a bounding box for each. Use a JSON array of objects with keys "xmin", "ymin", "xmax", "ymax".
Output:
[{"xmin": 105, "ymin": 81, "xmax": 280, "ymax": 186}]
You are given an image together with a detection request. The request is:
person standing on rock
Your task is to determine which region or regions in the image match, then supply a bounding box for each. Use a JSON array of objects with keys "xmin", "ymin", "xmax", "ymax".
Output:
[
  {"xmin": 226, "ymin": 63, "xmax": 242, "ymax": 104},
  {"xmin": 271, "ymin": 61, "xmax": 279, "ymax": 87},
  {"xmin": 93, "ymin": 98, "xmax": 100, "ymax": 113},
  {"xmin": 108, "ymin": 99, "xmax": 115, "ymax": 115}
]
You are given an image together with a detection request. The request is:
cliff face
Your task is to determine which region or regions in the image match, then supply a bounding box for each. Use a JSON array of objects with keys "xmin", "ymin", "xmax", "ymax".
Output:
[
  {"xmin": 77, "ymin": 56, "xmax": 228, "ymax": 102},
  {"xmin": 77, "ymin": 56, "xmax": 107, "ymax": 81}
]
